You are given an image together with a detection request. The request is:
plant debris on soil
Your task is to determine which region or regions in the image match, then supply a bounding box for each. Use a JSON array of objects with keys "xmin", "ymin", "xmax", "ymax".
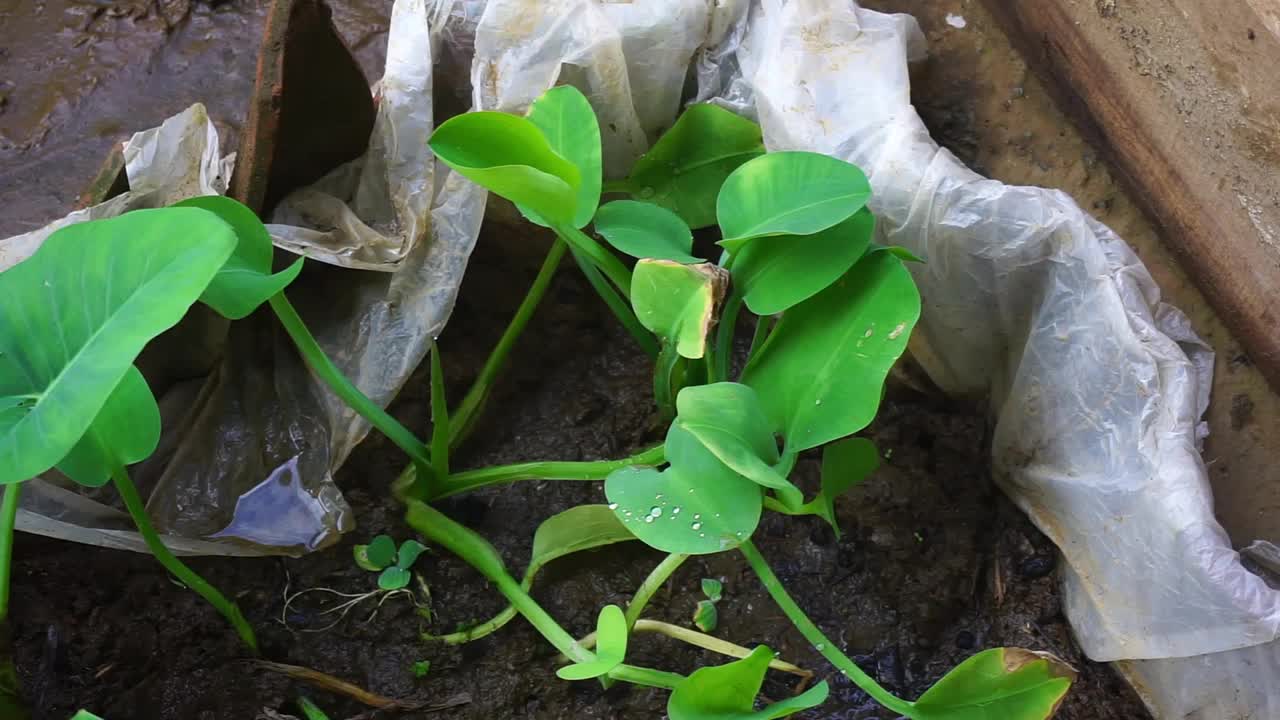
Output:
[{"xmin": 4, "ymin": 1, "xmax": 1152, "ymax": 718}]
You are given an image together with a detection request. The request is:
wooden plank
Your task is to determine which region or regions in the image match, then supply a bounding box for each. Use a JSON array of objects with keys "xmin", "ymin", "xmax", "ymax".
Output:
[{"xmin": 982, "ymin": 0, "xmax": 1280, "ymax": 392}]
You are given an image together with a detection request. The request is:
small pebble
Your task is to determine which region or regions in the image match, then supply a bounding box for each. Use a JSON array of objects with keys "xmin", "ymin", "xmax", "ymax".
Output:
[{"xmin": 1018, "ymin": 554, "xmax": 1056, "ymax": 579}]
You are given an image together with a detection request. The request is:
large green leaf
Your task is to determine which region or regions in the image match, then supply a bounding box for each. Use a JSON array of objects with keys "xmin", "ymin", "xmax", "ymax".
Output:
[
  {"xmin": 557, "ymin": 605, "xmax": 628, "ymax": 680},
  {"xmin": 529, "ymin": 504, "xmax": 636, "ymax": 577},
  {"xmin": 622, "ymin": 104, "xmax": 764, "ymax": 229},
  {"xmin": 606, "ymin": 424, "xmax": 762, "ymax": 555},
  {"xmin": 54, "ymin": 366, "xmax": 160, "ymax": 487},
  {"xmin": 717, "ymin": 152, "xmax": 871, "ymax": 252},
  {"xmin": 0, "ymin": 208, "xmax": 236, "ymax": 485},
  {"xmin": 429, "ymin": 111, "xmax": 581, "ymax": 225},
  {"xmin": 741, "ymin": 251, "xmax": 919, "ymax": 453},
  {"xmin": 674, "ymin": 383, "xmax": 801, "ymax": 511},
  {"xmin": 175, "ymin": 195, "xmax": 304, "ymax": 320},
  {"xmin": 908, "ymin": 648, "xmax": 1075, "ymax": 720},
  {"xmin": 594, "ymin": 201, "xmax": 700, "ymax": 263},
  {"xmin": 668, "ymin": 645, "xmax": 829, "ymax": 720},
  {"xmin": 733, "ymin": 209, "xmax": 874, "ymax": 315},
  {"xmin": 526, "ymin": 85, "xmax": 602, "ymax": 229},
  {"xmin": 631, "ymin": 260, "xmax": 728, "ymax": 359}
]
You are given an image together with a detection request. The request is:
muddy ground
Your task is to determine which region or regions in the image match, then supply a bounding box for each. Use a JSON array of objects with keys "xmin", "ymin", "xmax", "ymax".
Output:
[{"xmin": 4, "ymin": 1, "xmax": 1153, "ymax": 718}]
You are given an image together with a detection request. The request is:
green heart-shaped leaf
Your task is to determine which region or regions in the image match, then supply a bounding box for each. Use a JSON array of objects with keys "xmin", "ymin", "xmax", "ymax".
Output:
[
  {"xmin": 526, "ymin": 85, "xmax": 602, "ymax": 229},
  {"xmin": 908, "ymin": 648, "xmax": 1075, "ymax": 720},
  {"xmin": 429, "ymin": 111, "xmax": 581, "ymax": 226},
  {"xmin": 742, "ymin": 251, "xmax": 919, "ymax": 453},
  {"xmin": 354, "ymin": 534, "xmax": 397, "ymax": 571},
  {"xmin": 632, "ymin": 260, "xmax": 728, "ymax": 360},
  {"xmin": 397, "ymin": 539, "xmax": 428, "ymax": 570},
  {"xmin": 175, "ymin": 195, "xmax": 304, "ymax": 320},
  {"xmin": 0, "ymin": 208, "xmax": 236, "ymax": 485},
  {"xmin": 693, "ymin": 599, "xmax": 718, "ymax": 633},
  {"xmin": 606, "ymin": 424, "xmax": 762, "ymax": 555},
  {"xmin": 668, "ymin": 645, "xmax": 829, "ymax": 720},
  {"xmin": 594, "ymin": 201, "xmax": 699, "ymax": 263},
  {"xmin": 54, "ymin": 366, "xmax": 160, "ymax": 487},
  {"xmin": 378, "ymin": 566, "xmax": 412, "ymax": 591},
  {"xmin": 734, "ymin": 208, "xmax": 874, "ymax": 315},
  {"xmin": 622, "ymin": 104, "xmax": 764, "ymax": 229},
  {"xmin": 556, "ymin": 604, "xmax": 628, "ymax": 680},
  {"xmin": 674, "ymin": 383, "xmax": 801, "ymax": 510},
  {"xmin": 717, "ymin": 152, "xmax": 870, "ymax": 252}
]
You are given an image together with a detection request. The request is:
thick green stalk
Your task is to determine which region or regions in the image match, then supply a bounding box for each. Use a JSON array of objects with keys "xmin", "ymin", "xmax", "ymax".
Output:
[
  {"xmin": 111, "ymin": 460, "xmax": 258, "ymax": 653},
  {"xmin": 653, "ymin": 343, "xmax": 680, "ymax": 419},
  {"xmin": 429, "ymin": 343, "xmax": 450, "ymax": 480},
  {"xmin": 568, "ymin": 247, "xmax": 659, "ymax": 358},
  {"xmin": 449, "ymin": 240, "xmax": 567, "ymax": 450},
  {"xmin": 625, "ymin": 552, "xmax": 689, "ymax": 629},
  {"xmin": 429, "ymin": 444, "xmax": 665, "ymax": 500},
  {"xmin": 403, "ymin": 499, "xmax": 681, "ymax": 690},
  {"xmin": 0, "ymin": 485, "xmax": 18, "ymax": 622},
  {"xmin": 556, "ymin": 224, "xmax": 634, "ymax": 297},
  {"xmin": 739, "ymin": 541, "xmax": 912, "ymax": 715},
  {"xmin": 269, "ymin": 294, "xmax": 433, "ymax": 484},
  {"xmin": 746, "ymin": 313, "xmax": 773, "ymax": 363},
  {"xmin": 712, "ymin": 288, "xmax": 744, "ymax": 383}
]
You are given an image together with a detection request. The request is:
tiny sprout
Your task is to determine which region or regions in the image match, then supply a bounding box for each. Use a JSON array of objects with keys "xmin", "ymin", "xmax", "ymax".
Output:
[
  {"xmin": 413, "ymin": 660, "xmax": 432, "ymax": 679},
  {"xmin": 353, "ymin": 535, "xmax": 430, "ymax": 591}
]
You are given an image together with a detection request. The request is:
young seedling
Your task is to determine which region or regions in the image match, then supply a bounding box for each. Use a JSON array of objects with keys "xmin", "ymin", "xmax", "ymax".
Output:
[
  {"xmin": 693, "ymin": 578, "xmax": 722, "ymax": 634},
  {"xmin": 353, "ymin": 534, "xmax": 429, "ymax": 591}
]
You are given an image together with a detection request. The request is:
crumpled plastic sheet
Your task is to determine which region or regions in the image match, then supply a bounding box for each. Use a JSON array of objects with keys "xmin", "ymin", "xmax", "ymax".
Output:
[{"xmin": 428, "ymin": 0, "xmax": 1280, "ymax": 717}]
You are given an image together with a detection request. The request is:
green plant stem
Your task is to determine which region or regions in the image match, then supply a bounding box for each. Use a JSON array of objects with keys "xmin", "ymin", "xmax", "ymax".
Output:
[
  {"xmin": 403, "ymin": 499, "xmax": 682, "ymax": 690},
  {"xmin": 578, "ymin": 619, "xmax": 812, "ymax": 680},
  {"xmin": 429, "ymin": 444, "xmax": 666, "ymax": 500},
  {"xmin": 739, "ymin": 540, "xmax": 912, "ymax": 715},
  {"xmin": 449, "ymin": 240, "xmax": 567, "ymax": 450},
  {"xmin": 568, "ymin": 247, "xmax": 658, "ymax": 358},
  {"xmin": 712, "ymin": 288, "xmax": 744, "ymax": 382},
  {"xmin": 556, "ymin": 224, "xmax": 633, "ymax": 297},
  {"xmin": 110, "ymin": 459, "xmax": 258, "ymax": 653},
  {"xmin": 429, "ymin": 343, "xmax": 450, "ymax": 480},
  {"xmin": 0, "ymin": 485, "xmax": 19, "ymax": 623},
  {"xmin": 653, "ymin": 343, "xmax": 680, "ymax": 419},
  {"xmin": 625, "ymin": 552, "xmax": 689, "ymax": 630},
  {"xmin": 746, "ymin": 314, "xmax": 773, "ymax": 363},
  {"xmin": 269, "ymin": 294, "xmax": 434, "ymax": 491}
]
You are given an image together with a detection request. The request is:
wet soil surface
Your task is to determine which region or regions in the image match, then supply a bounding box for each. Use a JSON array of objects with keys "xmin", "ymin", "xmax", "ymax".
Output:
[
  {"xmin": 6, "ymin": 1, "xmax": 1151, "ymax": 718},
  {"xmin": 12, "ymin": 227, "xmax": 1148, "ymax": 719}
]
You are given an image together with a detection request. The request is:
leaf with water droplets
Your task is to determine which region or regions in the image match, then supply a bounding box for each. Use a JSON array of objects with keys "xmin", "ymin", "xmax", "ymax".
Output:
[
  {"xmin": 741, "ymin": 251, "xmax": 919, "ymax": 453},
  {"xmin": 606, "ymin": 424, "xmax": 761, "ymax": 555}
]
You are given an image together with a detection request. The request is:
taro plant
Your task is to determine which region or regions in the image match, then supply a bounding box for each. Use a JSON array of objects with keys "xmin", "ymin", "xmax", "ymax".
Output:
[{"xmin": 0, "ymin": 84, "xmax": 1076, "ymax": 719}]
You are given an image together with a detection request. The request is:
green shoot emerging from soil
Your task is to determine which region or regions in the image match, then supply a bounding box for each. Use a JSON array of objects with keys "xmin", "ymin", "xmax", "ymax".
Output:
[{"xmin": 0, "ymin": 84, "xmax": 1076, "ymax": 719}]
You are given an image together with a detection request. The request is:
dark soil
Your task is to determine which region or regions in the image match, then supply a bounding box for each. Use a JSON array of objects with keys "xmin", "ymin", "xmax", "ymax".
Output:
[{"xmin": 5, "ymin": 1, "xmax": 1152, "ymax": 718}]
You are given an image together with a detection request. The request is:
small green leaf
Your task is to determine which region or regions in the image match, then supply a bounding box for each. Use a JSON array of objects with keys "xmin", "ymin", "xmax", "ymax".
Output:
[
  {"xmin": 810, "ymin": 437, "xmax": 879, "ymax": 537},
  {"xmin": 717, "ymin": 152, "xmax": 870, "ymax": 252},
  {"xmin": 295, "ymin": 696, "xmax": 332, "ymax": 720},
  {"xmin": 741, "ymin": 251, "xmax": 919, "ymax": 453},
  {"xmin": 54, "ymin": 367, "xmax": 160, "ymax": 487},
  {"xmin": 623, "ymin": 104, "xmax": 764, "ymax": 229},
  {"xmin": 69, "ymin": 713, "xmax": 104, "ymax": 720},
  {"xmin": 529, "ymin": 505, "xmax": 636, "ymax": 578},
  {"xmin": 674, "ymin": 383, "xmax": 801, "ymax": 510},
  {"xmin": 412, "ymin": 660, "xmax": 432, "ymax": 679},
  {"xmin": 397, "ymin": 539, "xmax": 429, "ymax": 570},
  {"xmin": 908, "ymin": 648, "xmax": 1075, "ymax": 720},
  {"xmin": 355, "ymin": 534, "xmax": 396, "ymax": 571},
  {"xmin": 668, "ymin": 645, "xmax": 829, "ymax": 720},
  {"xmin": 429, "ymin": 111, "xmax": 581, "ymax": 225},
  {"xmin": 701, "ymin": 578, "xmax": 723, "ymax": 602},
  {"xmin": 556, "ymin": 605, "xmax": 628, "ymax": 680},
  {"xmin": 175, "ymin": 195, "xmax": 304, "ymax": 320},
  {"xmin": 606, "ymin": 424, "xmax": 762, "ymax": 555},
  {"xmin": 693, "ymin": 599, "xmax": 719, "ymax": 633},
  {"xmin": 733, "ymin": 209, "xmax": 874, "ymax": 315},
  {"xmin": 632, "ymin": 260, "xmax": 728, "ymax": 360},
  {"xmin": 526, "ymin": 85, "xmax": 602, "ymax": 229},
  {"xmin": 0, "ymin": 208, "xmax": 236, "ymax": 485},
  {"xmin": 378, "ymin": 567, "xmax": 412, "ymax": 591},
  {"xmin": 594, "ymin": 201, "xmax": 700, "ymax": 263}
]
